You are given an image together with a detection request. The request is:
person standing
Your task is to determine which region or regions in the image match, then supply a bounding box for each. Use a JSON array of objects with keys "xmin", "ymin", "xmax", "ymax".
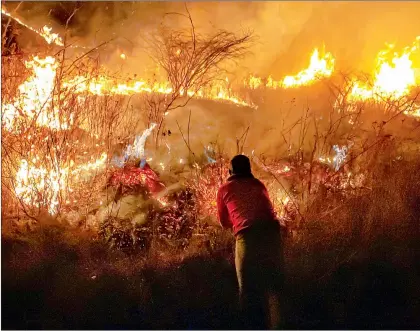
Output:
[{"xmin": 217, "ymin": 154, "xmax": 285, "ymax": 329}]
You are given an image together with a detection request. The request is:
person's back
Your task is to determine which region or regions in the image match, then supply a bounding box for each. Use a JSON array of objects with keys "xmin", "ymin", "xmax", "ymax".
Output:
[
  {"xmin": 218, "ymin": 174, "xmax": 276, "ymax": 235},
  {"xmin": 217, "ymin": 155, "xmax": 285, "ymax": 329}
]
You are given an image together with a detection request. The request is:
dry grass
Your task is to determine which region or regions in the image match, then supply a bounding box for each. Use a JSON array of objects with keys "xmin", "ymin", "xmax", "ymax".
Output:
[
  {"xmin": 2, "ymin": 145, "xmax": 420, "ymax": 328},
  {"xmin": 2, "ymin": 24, "xmax": 420, "ymax": 328}
]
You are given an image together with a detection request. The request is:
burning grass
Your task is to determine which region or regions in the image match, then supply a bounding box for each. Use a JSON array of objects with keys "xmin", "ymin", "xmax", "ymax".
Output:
[
  {"xmin": 2, "ymin": 148, "xmax": 420, "ymax": 329},
  {"xmin": 2, "ymin": 9, "xmax": 420, "ymax": 328}
]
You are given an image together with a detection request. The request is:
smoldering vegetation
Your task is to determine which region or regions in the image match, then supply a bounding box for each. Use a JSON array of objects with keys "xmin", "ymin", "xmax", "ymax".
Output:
[{"xmin": 2, "ymin": 153, "xmax": 420, "ymax": 329}]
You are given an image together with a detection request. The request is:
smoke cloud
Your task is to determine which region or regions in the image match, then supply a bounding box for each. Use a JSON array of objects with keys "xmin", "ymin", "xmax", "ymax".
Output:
[
  {"xmin": 4, "ymin": 1, "xmax": 420, "ymax": 162},
  {"xmin": 6, "ymin": 2, "xmax": 420, "ymax": 74}
]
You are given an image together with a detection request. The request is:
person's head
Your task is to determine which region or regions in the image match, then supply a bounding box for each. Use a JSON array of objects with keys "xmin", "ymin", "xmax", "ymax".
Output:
[{"xmin": 230, "ymin": 154, "xmax": 252, "ymax": 175}]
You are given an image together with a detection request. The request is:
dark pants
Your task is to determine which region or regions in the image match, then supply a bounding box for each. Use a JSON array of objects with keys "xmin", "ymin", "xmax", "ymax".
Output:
[{"xmin": 235, "ymin": 221, "xmax": 284, "ymax": 329}]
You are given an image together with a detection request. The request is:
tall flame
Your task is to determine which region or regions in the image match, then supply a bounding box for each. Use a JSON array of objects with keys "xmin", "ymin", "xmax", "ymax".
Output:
[
  {"xmin": 2, "ymin": 56, "xmax": 72, "ymax": 132},
  {"xmin": 348, "ymin": 37, "xmax": 420, "ymax": 102},
  {"xmin": 282, "ymin": 48, "xmax": 335, "ymax": 88},
  {"xmin": 245, "ymin": 47, "xmax": 335, "ymax": 90},
  {"xmin": 15, "ymin": 153, "xmax": 108, "ymax": 214}
]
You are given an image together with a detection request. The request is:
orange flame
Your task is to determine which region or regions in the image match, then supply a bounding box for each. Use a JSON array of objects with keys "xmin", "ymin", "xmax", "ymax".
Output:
[
  {"xmin": 63, "ymin": 73, "xmax": 252, "ymax": 107},
  {"xmin": 2, "ymin": 56, "xmax": 72, "ymax": 132},
  {"xmin": 348, "ymin": 37, "xmax": 420, "ymax": 102},
  {"xmin": 3, "ymin": 55, "xmax": 253, "ymax": 134},
  {"xmin": 15, "ymin": 153, "xmax": 108, "ymax": 214},
  {"xmin": 245, "ymin": 47, "xmax": 335, "ymax": 90},
  {"xmin": 1, "ymin": 7, "xmax": 64, "ymax": 46},
  {"xmin": 282, "ymin": 48, "xmax": 335, "ymax": 88},
  {"xmin": 2, "ymin": 55, "xmax": 253, "ymax": 214}
]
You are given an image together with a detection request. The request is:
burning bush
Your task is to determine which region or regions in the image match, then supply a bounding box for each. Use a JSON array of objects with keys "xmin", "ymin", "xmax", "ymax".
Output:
[{"xmin": 1, "ymin": 53, "xmax": 138, "ymax": 220}]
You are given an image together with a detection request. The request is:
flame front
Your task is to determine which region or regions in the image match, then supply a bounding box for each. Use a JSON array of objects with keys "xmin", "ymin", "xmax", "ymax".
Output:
[
  {"xmin": 1, "ymin": 7, "xmax": 64, "ymax": 46},
  {"xmin": 15, "ymin": 153, "xmax": 107, "ymax": 214},
  {"xmin": 282, "ymin": 48, "xmax": 335, "ymax": 88},
  {"xmin": 348, "ymin": 39, "xmax": 419, "ymax": 102},
  {"xmin": 3, "ymin": 55, "xmax": 253, "ymax": 134},
  {"xmin": 246, "ymin": 47, "xmax": 335, "ymax": 90}
]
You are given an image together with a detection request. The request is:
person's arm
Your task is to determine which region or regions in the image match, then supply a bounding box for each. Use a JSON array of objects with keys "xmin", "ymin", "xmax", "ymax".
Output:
[{"xmin": 217, "ymin": 187, "xmax": 232, "ymax": 229}]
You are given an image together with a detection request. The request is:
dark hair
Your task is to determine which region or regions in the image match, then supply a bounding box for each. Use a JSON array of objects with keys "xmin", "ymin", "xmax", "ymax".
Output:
[{"xmin": 231, "ymin": 154, "xmax": 251, "ymax": 175}]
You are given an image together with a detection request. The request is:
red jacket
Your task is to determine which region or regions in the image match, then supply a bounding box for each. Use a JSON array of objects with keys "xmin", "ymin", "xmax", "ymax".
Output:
[{"xmin": 217, "ymin": 174, "xmax": 277, "ymax": 236}]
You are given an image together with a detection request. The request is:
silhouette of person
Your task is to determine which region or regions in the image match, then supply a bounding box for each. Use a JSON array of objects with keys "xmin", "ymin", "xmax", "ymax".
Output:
[{"xmin": 217, "ymin": 155, "xmax": 285, "ymax": 329}]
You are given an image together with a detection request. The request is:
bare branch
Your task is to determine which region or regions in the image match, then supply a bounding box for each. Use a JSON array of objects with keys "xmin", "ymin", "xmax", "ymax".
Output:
[{"xmin": 142, "ymin": 7, "xmax": 253, "ymax": 148}]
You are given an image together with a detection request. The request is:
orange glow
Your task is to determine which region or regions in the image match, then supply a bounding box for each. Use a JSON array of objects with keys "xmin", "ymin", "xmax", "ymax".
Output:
[
  {"xmin": 2, "ymin": 56, "xmax": 72, "ymax": 132},
  {"xmin": 15, "ymin": 153, "xmax": 107, "ymax": 214},
  {"xmin": 2, "ymin": 55, "xmax": 253, "ymax": 135},
  {"xmin": 348, "ymin": 37, "xmax": 420, "ymax": 103},
  {"xmin": 40, "ymin": 25, "xmax": 64, "ymax": 46},
  {"xmin": 1, "ymin": 7, "xmax": 64, "ymax": 46},
  {"xmin": 282, "ymin": 48, "xmax": 335, "ymax": 88},
  {"xmin": 246, "ymin": 47, "xmax": 335, "ymax": 90}
]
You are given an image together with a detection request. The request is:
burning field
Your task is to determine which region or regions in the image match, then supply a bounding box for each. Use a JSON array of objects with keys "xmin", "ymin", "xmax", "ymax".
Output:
[{"xmin": 2, "ymin": 2, "xmax": 420, "ymax": 329}]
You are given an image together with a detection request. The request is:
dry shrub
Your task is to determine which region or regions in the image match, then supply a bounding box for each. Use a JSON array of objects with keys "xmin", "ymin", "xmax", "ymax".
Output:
[
  {"xmin": 144, "ymin": 7, "xmax": 253, "ymax": 145},
  {"xmin": 285, "ymin": 138, "xmax": 420, "ymax": 281},
  {"xmin": 1, "ymin": 52, "xmax": 143, "ymax": 222}
]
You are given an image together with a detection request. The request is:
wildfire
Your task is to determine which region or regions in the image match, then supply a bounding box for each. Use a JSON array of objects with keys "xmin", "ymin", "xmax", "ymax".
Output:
[
  {"xmin": 246, "ymin": 47, "xmax": 335, "ymax": 90},
  {"xmin": 282, "ymin": 48, "xmax": 335, "ymax": 88},
  {"xmin": 2, "ymin": 56, "xmax": 73, "ymax": 132},
  {"xmin": 39, "ymin": 26, "xmax": 64, "ymax": 46},
  {"xmin": 347, "ymin": 37, "xmax": 420, "ymax": 102},
  {"xmin": 15, "ymin": 153, "xmax": 107, "ymax": 214},
  {"xmin": 1, "ymin": 7, "xmax": 64, "ymax": 46},
  {"xmin": 4, "ymin": 29, "xmax": 420, "ymax": 219},
  {"xmin": 3, "ymin": 55, "xmax": 253, "ymax": 134},
  {"xmin": 63, "ymin": 68, "xmax": 252, "ymax": 107},
  {"xmin": 1, "ymin": 53, "xmax": 254, "ymax": 214},
  {"xmin": 248, "ymin": 75, "xmax": 263, "ymax": 89}
]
